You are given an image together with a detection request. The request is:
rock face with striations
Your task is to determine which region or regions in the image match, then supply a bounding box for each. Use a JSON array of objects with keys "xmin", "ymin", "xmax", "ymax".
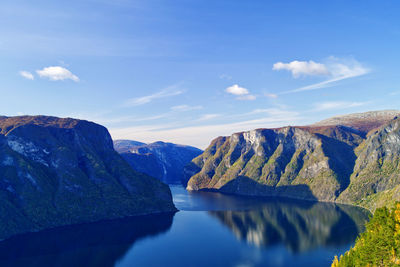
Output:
[
  {"xmin": 185, "ymin": 110, "xmax": 400, "ymax": 211},
  {"xmin": 337, "ymin": 116, "xmax": 400, "ymax": 209},
  {"xmin": 0, "ymin": 116, "xmax": 176, "ymax": 240},
  {"xmin": 114, "ymin": 140, "xmax": 202, "ymax": 185}
]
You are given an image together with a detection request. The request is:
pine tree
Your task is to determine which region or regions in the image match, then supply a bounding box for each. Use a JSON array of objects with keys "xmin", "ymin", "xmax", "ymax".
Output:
[{"xmin": 332, "ymin": 203, "xmax": 400, "ymax": 266}]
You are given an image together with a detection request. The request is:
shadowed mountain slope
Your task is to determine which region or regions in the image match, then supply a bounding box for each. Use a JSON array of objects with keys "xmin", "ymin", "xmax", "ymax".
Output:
[
  {"xmin": 114, "ymin": 140, "xmax": 202, "ymax": 184},
  {"xmin": 0, "ymin": 116, "xmax": 176, "ymax": 240}
]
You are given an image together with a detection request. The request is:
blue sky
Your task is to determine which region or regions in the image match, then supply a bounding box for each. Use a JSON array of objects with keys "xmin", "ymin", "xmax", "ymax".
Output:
[{"xmin": 1, "ymin": 0, "xmax": 400, "ymax": 148}]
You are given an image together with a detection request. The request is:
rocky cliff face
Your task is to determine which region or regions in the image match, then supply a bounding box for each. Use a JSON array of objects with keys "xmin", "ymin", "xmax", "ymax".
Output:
[
  {"xmin": 185, "ymin": 110, "xmax": 400, "ymax": 210},
  {"xmin": 0, "ymin": 116, "xmax": 176, "ymax": 240},
  {"xmin": 337, "ymin": 116, "xmax": 400, "ymax": 209},
  {"xmin": 114, "ymin": 140, "xmax": 202, "ymax": 185}
]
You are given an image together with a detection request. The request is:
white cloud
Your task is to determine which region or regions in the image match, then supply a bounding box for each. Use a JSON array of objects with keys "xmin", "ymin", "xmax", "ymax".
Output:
[
  {"xmin": 19, "ymin": 71, "xmax": 34, "ymax": 80},
  {"xmin": 36, "ymin": 66, "xmax": 79, "ymax": 82},
  {"xmin": 273, "ymin": 60, "xmax": 329, "ymax": 78},
  {"xmin": 197, "ymin": 114, "xmax": 220, "ymax": 121},
  {"xmin": 123, "ymin": 86, "xmax": 184, "ymax": 107},
  {"xmin": 327, "ymin": 57, "xmax": 369, "ymax": 78},
  {"xmin": 226, "ymin": 84, "xmax": 249, "ymax": 95},
  {"xmin": 171, "ymin": 104, "xmax": 203, "ymax": 111},
  {"xmin": 226, "ymin": 84, "xmax": 257, "ymax": 100},
  {"xmin": 273, "ymin": 57, "xmax": 370, "ymax": 94},
  {"xmin": 313, "ymin": 101, "xmax": 367, "ymax": 111}
]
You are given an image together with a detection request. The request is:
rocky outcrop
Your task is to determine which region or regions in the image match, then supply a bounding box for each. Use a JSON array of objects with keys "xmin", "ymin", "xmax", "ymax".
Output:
[
  {"xmin": 0, "ymin": 116, "xmax": 176, "ymax": 240},
  {"xmin": 337, "ymin": 117, "xmax": 400, "ymax": 210},
  {"xmin": 114, "ymin": 140, "xmax": 202, "ymax": 184},
  {"xmin": 185, "ymin": 110, "xmax": 400, "ymax": 210}
]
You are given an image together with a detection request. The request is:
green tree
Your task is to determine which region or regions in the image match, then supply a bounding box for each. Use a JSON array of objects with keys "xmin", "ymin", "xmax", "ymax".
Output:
[{"xmin": 333, "ymin": 203, "xmax": 400, "ymax": 266}]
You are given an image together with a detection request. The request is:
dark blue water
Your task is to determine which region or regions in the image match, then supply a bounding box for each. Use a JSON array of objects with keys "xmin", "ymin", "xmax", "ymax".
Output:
[{"xmin": 0, "ymin": 186, "xmax": 369, "ymax": 267}]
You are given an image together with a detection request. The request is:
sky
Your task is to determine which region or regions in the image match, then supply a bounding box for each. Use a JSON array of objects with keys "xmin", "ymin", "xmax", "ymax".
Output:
[{"xmin": 1, "ymin": 0, "xmax": 400, "ymax": 149}]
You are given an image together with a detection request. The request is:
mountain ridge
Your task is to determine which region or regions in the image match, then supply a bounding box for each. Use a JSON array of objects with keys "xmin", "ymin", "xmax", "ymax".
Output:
[
  {"xmin": 185, "ymin": 110, "xmax": 400, "ymax": 211},
  {"xmin": 114, "ymin": 140, "xmax": 202, "ymax": 184}
]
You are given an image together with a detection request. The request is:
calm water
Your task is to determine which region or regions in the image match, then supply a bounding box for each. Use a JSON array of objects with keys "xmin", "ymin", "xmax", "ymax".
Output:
[{"xmin": 0, "ymin": 185, "xmax": 369, "ymax": 267}]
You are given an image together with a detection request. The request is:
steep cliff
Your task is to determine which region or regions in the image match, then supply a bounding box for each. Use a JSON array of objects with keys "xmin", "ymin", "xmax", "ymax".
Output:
[
  {"xmin": 0, "ymin": 116, "xmax": 176, "ymax": 240},
  {"xmin": 337, "ymin": 116, "xmax": 400, "ymax": 210},
  {"xmin": 185, "ymin": 110, "xmax": 400, "ymax": 210},
  {"xmin": 114, "ymin": 140, "xmax": 202, "ymax": 184}
]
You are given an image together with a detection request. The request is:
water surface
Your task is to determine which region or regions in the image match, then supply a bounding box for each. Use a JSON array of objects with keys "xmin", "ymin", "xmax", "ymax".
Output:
[{"xmin": 0, "ymin": 185, "xmax": 369, "ymax": 267}]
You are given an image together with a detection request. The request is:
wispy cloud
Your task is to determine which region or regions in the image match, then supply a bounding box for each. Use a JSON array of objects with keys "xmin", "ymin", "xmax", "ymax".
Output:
[
  {"xmin": 313, "ymin": 101, "xmax": 368, "ymax": 111},
  {"xmin": 389, "ymin": 91, "xmax": 400, "ymax": 96},
  {"xmin": 237, "ymin": 94, "xmax": 256, "ymax": 100},
  {"xmin": 197, "ymin": 113, "xmax": 220, "ymax": 121},
  {"xmin": 243, "ymin": 108, "xmax": 299, "ymax": 117},
  {"xmin": 36, "ymin": 66, "xmax": 79, "ymax": 82},
  {"xmin": 171, "ymin": 104, "xmax": 203, "ymax": 111},
  {"xmin": 274, "ymin": 57, "xmax": 370, "ymax": 94},
  {"xmin": 97, "ymin": 114, "xmax": 168, "ymax": 124},
  {"xmin": 265, "ymin": 93, "xmax": 278, "ymax": 99},
  {"xmin": 226, "ymin": 84, "xmax": 256, "ymax": 100},
  {"xmin": 109, "ymin": 112, "xmax": 301, "ymax": 149},
  {"xmin": 219, "ymin": 74, "xmax": 232, "ymax": 80},
  {"xmin": 68, "ymin": 112, "xmax": 168, "ymax": 125},
  {"xmin": 123, "ymin": 84, "xmax": 184, "ymax": 107},
  {"xmin": 19, "ymin": 70, "xmax": 34, "ymax": 80}
]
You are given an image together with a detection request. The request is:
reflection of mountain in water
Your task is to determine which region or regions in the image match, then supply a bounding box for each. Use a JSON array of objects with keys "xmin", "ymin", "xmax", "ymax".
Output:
[
  {"xmin": 0, "ymin": 212, "xmax": 175, "ymax": 267},
  {"xmin": 209, "ymin": 200, "xmax": 369, "ymax": 253}
]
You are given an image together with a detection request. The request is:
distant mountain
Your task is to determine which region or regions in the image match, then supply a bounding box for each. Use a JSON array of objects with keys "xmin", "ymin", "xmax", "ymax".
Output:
[
  {"xmin": 114, "ymin": 140, "xmax": 202, "ymax": 185},
  {"xmin": 0, "ymin": 116, "xmax": 176, "ymax": 240},
  {"xmin": 185, "ymin": 110, "xmax": 400, "ymax": 211},
  {"xmin": 113, "ymin": 140, "xmax": 146, "ymax": 153},
  {"xmin": 312, "ymin": 110, "xmax": 400, "ymax": 133}
]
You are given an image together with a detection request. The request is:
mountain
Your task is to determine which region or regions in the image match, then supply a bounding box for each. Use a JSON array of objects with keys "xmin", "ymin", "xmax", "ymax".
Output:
[
  {"xmin": 114, "ymin": 140, "xmax": 202, "ymax": 184},
  {"xmin": 185, "ymin": 110, "xmax": 400, "ymax": 211},
  {"xmin": 113, "ymin": 140, "xmax": 146, "ymax": 153},
  {"xmin": 337, "ymin": 116, "xmax": 400, "ymax": 209},
  {"xmin": 312, "ymin": 110, "xmax": 400, "ymax": 133},
  {"xmin": 0, "ymin": 116, "xmax": 176, "ymax": 240}
]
